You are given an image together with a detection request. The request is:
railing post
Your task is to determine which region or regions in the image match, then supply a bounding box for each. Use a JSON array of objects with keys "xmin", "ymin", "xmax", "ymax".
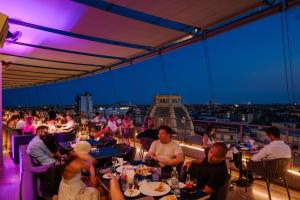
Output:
[{"xmin": 239, "ymin": 125, "xmax": 243, "ymax": 143}]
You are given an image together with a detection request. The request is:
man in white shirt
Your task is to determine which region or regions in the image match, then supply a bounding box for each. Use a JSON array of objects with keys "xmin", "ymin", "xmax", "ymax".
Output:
[
  {"xmin": 16, "ymin": 112, "xmax": 26, "ymax": 130},
  {"xmin": 251, "ymin": 126, "xmax": 291, "ymax": 161},
  {"xmin": 246, "ymin": 126, "xmax": 291, "ymax": 182},
  {"xmin": 62, "ymin": 114, "xmax": 75, "ymax": 131},
  {"xmin": 148, "ymin": 125, "xmax": 184, "ymax": 168}
]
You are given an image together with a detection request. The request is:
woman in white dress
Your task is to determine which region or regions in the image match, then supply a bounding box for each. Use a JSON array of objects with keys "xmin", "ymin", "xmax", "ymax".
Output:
[{"xmin": 58, "ymin": 141, "xmax": 100, "ymax": 200}]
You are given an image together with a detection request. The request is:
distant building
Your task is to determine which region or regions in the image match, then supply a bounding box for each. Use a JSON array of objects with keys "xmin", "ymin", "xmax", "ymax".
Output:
[
  {"xmin": 75, "ymin": 92, "xmax": 93, "ymax": 118},
  {"xmin": 148, "ymin": 95, "xmax": 194, "ymax": 134}
]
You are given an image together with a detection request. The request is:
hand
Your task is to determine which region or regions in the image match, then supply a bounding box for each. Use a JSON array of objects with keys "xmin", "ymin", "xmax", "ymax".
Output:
[
  {"xmin": 184, "ymin": 161, "xmax": 193, "ymax": 170},
  {"xmin": 156, "ymin": 157, "xmax": 168, "ymax": 164}
]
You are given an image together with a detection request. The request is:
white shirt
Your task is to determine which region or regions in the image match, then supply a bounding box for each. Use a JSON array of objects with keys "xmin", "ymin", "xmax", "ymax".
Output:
[
  {"xmin": 108, "ymin": 120, "xmax": 118, "ymax": 132},
  {"xmin": 62, "ymin": 120, "xmax": 75, "ymax": 131},
  {"xmin": 16, "ymin": 119, "xmax": 26, "ymax": 129},
  {"xmin": 251, "ymin": 140, "xmax": 291, "ymax": 162},
  {"xmin": 149, "ymin": 140, "xmax": 183, "ymax": 161}
]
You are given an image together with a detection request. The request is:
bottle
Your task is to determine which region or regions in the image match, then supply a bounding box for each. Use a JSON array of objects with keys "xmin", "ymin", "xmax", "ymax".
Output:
[
  {"xmin": 121, "ymin": 168, "xmax": 127, "ymax": 191},
  {"xmin": 170, "ymin": 167, "xmax": 180, "ymax": 198},
  {"xmin": 185, "ymin": 173, "xmax": 193, "ymax": 195}
]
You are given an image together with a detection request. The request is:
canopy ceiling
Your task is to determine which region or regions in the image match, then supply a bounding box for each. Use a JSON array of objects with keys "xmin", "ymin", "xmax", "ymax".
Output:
[{"xmin": 1, "ymin": 0, "xmax": 299, "ymax": 89}]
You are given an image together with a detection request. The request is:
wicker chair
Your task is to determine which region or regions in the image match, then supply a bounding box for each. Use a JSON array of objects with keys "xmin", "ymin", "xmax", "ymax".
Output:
[
  {"xmin": 138, "ymin": 137, "xmax": 154, "ymax": 160},
  {"xmin": 248, "ymin": 158, "xmax": 292, "ymax": 200}
]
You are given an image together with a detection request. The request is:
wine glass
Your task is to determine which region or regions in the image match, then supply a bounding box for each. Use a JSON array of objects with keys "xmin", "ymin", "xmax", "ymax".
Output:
[{"xmin": 112, "ymin": 156, "xmax": 118, "ymax": 172}]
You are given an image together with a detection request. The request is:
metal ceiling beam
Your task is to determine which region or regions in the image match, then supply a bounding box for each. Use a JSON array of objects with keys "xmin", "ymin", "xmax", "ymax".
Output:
[
  {"xmin": 0, "ymin": 53, "xmax": 105, "ymax": 68},
  {"xmin": 3, "ymin": 75, "xmax": 56, "ymax": 81},
  {"xmin": 9, "ymin": 41, "xmax": 127, "ymax": 61},
  {"xmin": 89, "ymin": 0, "xmax": 300, "ymax": 76},
  {"xmin": 1, "ymin": 68, "xmax": 80, "ymax": 76},
  {"xmin": 5, "ymin": 62, "xmax": 89, "ymax": 72},
  {"xmin": 72, "ymin": 0, "xmax": 195, "ymax": 34},
  {"xmin": 3, "ymin": 72, "xmax": 67, "ymax": 79},
  {"xmin": 8, "ymin": 18, "xmax": 154, "ymax": 51}
]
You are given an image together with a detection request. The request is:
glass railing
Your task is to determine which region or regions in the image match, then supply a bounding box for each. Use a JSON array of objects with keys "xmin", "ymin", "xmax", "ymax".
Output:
[{"xmin": 130, "ymin": 114, "xmax": 300, "ymax": 163}]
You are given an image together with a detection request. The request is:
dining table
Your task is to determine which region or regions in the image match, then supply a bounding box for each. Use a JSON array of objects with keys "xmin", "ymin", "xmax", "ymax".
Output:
[
  {"xmin": 97, "ymin": 162, "xmax": 210, "ymax": 200},
  {"xmin": 231, "ymin": 142, "xmax": 260, "ymax": 188}
]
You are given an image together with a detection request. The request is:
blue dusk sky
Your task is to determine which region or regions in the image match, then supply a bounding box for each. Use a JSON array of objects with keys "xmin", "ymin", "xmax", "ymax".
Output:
[{"xmin": 3, "ymin": 6, "xmax": 300, "ymax": 107}]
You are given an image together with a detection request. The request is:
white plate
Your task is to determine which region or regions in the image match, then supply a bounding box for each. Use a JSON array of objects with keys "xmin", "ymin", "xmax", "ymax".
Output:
[
  {"xmin": 167, "ymin": 180, "xmax": 185, "ymax": 189},
  {"xmin": 103, "ymin": 173, "xmax": 112, "ymax": 179},
  {"xmin": 159, "ymin": 195, "xmax": 177, "ymax": 200},
  {"xmin": 124, "ymin": 189, "xmax": 140, "ymax": 197},
  {"xmin": 116, "ymin": 165, "xmax": 134, "ymax": 173},
  {"xmin": 139, "ymin": 182, "xmax": 171, "ymax": 197}
]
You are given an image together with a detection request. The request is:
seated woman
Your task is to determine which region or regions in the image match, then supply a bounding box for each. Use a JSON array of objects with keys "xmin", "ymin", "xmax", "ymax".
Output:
[
  {"xmin": 47, "ymin": 118, "xmax": 57, "ymax": 133},
  {"xmin": 58, "ymin": 141, "xmax": 124, "ymax": 200},
  {"xmin": 58, "ymin": 141, "xmax": 100, "ymax": 200},
  {"xmin": 121, "ymin": 115, "xmax": 133, "ymax": 145},
  {"xmin": 202, "ymin": 125, "xmax": 216, "ymax": 157},
  {"xmin": 22, "ymin": 116, "xmax": 35, "ymax": 135}
]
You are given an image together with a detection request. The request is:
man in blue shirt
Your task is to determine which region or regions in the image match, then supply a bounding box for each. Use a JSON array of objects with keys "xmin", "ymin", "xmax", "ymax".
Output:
[{"xmin": 27, "ymin": 125, "xmax": 60, "ymax": 165}]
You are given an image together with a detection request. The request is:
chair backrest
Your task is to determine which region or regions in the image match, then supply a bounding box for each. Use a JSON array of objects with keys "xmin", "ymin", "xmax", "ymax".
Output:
[
  {"xmin": 261, "ymin": 158, "xmax": 292, "ymax": 179},
  {"xmin": 11, "ymin": 133, "xmax": 35, "ymax": 164},
  {"xmin": 19, "ymin": 145, "xmax": 50, "ymax": 200},
  {"xmin": 98, "ymin": 136, "xmax": 117, "ymax": 147},
  {"xmin": 139, "ymin": 137, "xmax": 154, "ymax": 151},
  {"xmin": 113, "ymin": 143, "xmax": 136, "ymax": 162}
]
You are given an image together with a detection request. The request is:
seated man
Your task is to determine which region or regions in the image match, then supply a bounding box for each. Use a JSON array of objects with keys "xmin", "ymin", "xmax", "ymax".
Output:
[
  {"xmin": 61, "ymin": 114, "xmax": 75, "ymax": 132},
  {"xmin": 183, "ymin": 142, "xmax": 229, "ymax": 195},
  {"xmin": 247, "ymin": 126, "xmax": 291, "ymax": 173},
  {"xmin": 147, "ymin": 125, "xmax": 184, "ymax": 169},
  {"xmin": 27, "ymin": 125, "xmax": 61, "ymax": 165},
  {"xmin": 137, "ymin": 117, "xmax": 158, "ymax": 140},
  {"xmin": 251, "ymin": 126, "xmax": 291, "ymax": 161}
]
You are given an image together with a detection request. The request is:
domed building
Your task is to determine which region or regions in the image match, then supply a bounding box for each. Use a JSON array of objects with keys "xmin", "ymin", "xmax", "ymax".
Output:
[{"xmin": 148, "ymin": 95, "xmax": 194, "ymax": 135}]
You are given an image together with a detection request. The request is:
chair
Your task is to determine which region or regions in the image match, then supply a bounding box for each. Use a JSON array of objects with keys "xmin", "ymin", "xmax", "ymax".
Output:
[
  {"xmin": 247, "ymin": 158, "xmax": 292, "ymax": 200},
  {"xmin": 98, "ymin": 136, "xmax": 117, "ymax": 147},
  {"xmin": 113, "ymin": 143, "xmax": 136, "ymax": 162},
  {"xmin": 139, "ymin": 137, "xmax": 154, "ymax": 160},
  {"xmin": 210, "ymin": 176, "xmax": 231, "ymax": 200},
  {"xmin": 19, "ymin": 145, "xmax": 50, "ymax": 200},
  {"xmin": 11, "ymin": 132, "xmax": 35, "ymax": 164}
]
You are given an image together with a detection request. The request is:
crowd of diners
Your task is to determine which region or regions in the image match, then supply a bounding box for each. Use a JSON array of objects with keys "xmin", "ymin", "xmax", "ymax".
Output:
[{"xmin": 2, "ymin": 108, "xmax": 292, "ymax": 200}]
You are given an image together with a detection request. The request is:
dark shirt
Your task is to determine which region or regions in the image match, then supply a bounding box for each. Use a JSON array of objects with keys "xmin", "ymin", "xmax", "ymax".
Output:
[
  {"xmin": 137, "ymin": 129, "xmax": 158, "ymax": 140},
  {"xmin": 196, "ymin": 158, "xmax": 228, "ymax": 191},
  {"xmin": 48, "ymin": 110, "xmax": 57, "ymax": 120}
]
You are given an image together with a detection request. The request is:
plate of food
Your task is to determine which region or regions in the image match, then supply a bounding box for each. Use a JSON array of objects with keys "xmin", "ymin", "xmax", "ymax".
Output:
[
  {"xmin": 135, "ymin": 165, "xmax": 152, "ymax": 176},
  {"xmin": 124, "ymin": 188, "xmax": 140, "ymax": 197},
  {"xmin": 139, "ymin": 182, "xmax": 171, "ymax": 196},
  {"xmin": 116, "ymin": 165, "xmax": 134, "ymax": 173},
  {"xmin": 159, "ymin": 195, "xmax": 177, "ymax": 200}
]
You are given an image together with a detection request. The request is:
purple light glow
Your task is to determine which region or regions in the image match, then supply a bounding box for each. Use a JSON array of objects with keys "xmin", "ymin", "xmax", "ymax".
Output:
[
  {"xmin": 0, "ymin": 0, "xmax": 85, "ymax": 31},
  {"xmin": 0, "ymin": 0, "xmax": 85, "ymax": 55}
]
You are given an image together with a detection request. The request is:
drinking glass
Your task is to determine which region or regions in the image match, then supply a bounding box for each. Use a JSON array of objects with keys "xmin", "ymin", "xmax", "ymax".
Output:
[{"xmin": 112, "ymin": 157, "xmax": 118, "ymax": 172}]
